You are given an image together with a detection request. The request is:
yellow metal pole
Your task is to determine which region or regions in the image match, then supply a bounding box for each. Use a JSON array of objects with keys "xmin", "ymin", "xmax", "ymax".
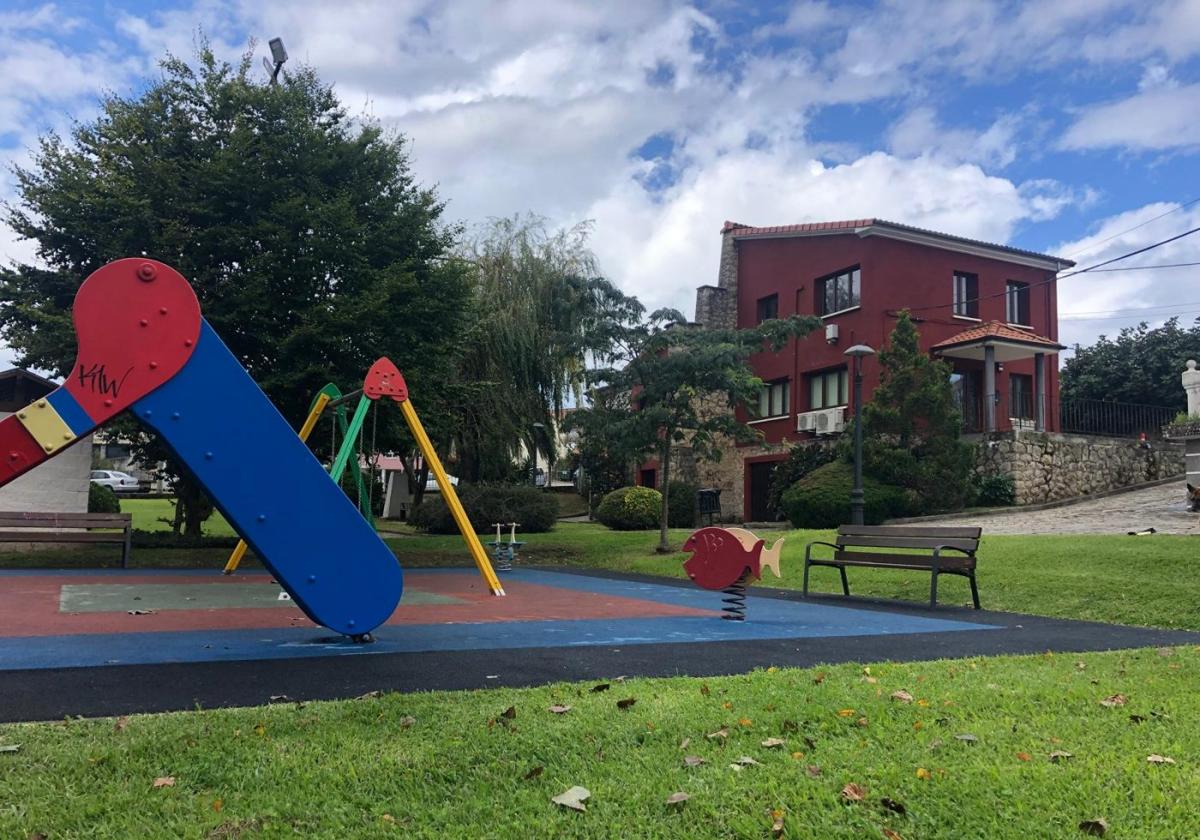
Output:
[
  {"xmin": 398, "ymin": 398, "xmax": 505, "ymax": 596},
  {"xmin": 223, "ymin": 392, "xmax": 332, "ymax": 575}
]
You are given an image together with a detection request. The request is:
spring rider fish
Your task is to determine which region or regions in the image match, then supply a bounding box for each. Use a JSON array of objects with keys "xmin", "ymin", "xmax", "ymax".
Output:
[{"xmin": 682, "ymin": 527, "xmax": 785, "ymax": 620}]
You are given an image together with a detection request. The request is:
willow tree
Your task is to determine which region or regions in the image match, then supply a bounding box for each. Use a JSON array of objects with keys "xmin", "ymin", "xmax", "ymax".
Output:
[
  {"xmin": 449, "ymin": 216, "xmax": 641, "ymax": 482},
  {"xmin": 0, "ymin": 45, "xmax": 469, "ymax": 535}
]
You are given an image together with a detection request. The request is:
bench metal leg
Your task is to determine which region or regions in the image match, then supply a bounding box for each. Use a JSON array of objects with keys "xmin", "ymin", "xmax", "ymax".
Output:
[
  {"xmin": 968, "ymin": 572, "xmax": 980, "ymax": 609},
  {"xmin": 122, "ymin": 527, "xmax": 131, "ymax": 570},
  {"xmin": 929, "ymin": 568, "xmax": 939, "ymax": 608},
  {"xmin": 839, "ymin": 566, "xmax": 850, "ymax": 597},
  {"xmin": 802, "ymin": 560, "xmax": 811, "ymax": 597}
]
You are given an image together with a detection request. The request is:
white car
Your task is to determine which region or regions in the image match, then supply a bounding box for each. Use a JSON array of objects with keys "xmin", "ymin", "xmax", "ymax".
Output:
[{"xmin": 90, "ymin": 470, "xmax": 140, "ymax": 492}]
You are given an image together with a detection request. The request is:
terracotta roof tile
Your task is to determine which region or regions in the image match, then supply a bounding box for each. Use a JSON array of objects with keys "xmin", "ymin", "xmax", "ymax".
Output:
[
  {"xmin": 721, "ymin": 218, "xmax": 1073, "ymax": 267},
  {"xmin": 931, "ymin": 321, "xmax": 1065, "ymax": 351}
]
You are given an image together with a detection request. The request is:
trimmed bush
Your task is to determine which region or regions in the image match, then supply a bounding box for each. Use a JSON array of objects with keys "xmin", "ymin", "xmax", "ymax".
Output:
[
  {"xmin": 409, "ymin": 484, "xmax": 558, "ymax": 535},
  {"xmin": 767, "ymin": 444, "xmax": 836, "ymax": 519},
  {"xmin": 596, "ymin": 486, "xmax": 662, "ymax": 530},
  {"xmin": 666, "ymin": 481, "xmax": 698, "ymax": 529},
  {"xmin": 88, "ymin": 483, "xmax": 121, "ymax": 514},
  {"xmin": 780, "ymin": 461, "xmax": 910, "ymax": 528},
  {"xmin": 973, "ymin": 473, "xmax": 1016, "ymax": 507}
]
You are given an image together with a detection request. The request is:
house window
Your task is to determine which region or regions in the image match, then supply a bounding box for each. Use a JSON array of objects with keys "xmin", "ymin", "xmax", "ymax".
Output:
[
  {"xmin": 1006, "ymin": 280, "xmax": 1030, "ymax": 326},
  {"xmin": 953, "ymin": 271, "xmax": 979, "ymax": 318},
  {"xmin": 1010, "ymin": 373, "xmax": 1034, "ymax": 419},
  {"xmin": 757, "ymin": 378, "xmax": 789, "ymax": 418},
  {"xmin": 808, "ymin": 367, "xmax": 849, "ymax": 410},
  {"xmin": 756, "ymin": 294, "xmax": 779, "ymax": 323},
  {"xmin": 817, "ymin": 267, "xmax": 860, "ymax": 316}
]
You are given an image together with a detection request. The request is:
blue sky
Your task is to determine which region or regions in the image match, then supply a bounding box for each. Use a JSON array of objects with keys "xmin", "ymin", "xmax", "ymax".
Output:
[{"xmin": 2, "ymin": 0, "xmax": 1199, "ymax": 359}]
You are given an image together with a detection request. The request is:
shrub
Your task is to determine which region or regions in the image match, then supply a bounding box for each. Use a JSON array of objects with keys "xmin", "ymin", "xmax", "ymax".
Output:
[
  {"xmin": 595, "ymin": 486, "xmax": 662, "ymax": 530},
  {"xmin": 780, "ymin": 461, "xmax": 910, "ymax": 528},
  {"xmin": 973, "ymin": 473, "xmax": 1016, "ymax": 507},
  {"xmin": 409, "ymin": 484, "xmax": 558, "ymax": 535},
  {"xmin": 767, "ymin": 444, "xmax": 837, "ymax": 518},
  {"xmin": 88, "ymin": 483, "xmax": 120, "ymax": 514},
  {"xmin": 666, "ymin": 481, "xmax": 698, "ymax": 528}
]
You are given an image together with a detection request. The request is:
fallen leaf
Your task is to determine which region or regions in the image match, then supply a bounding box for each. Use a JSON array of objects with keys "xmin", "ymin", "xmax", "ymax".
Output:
[
  {"xmin": 381, "ymin": 813, "xmax": 394, "ymax": 823},
  {"xmin": 722, "ymin": 701, "xmax": 734, "ymax": 710},
  {"xmin": 813, "ymin": 672, "xmax": 826, "ymax": 684},
  {"xmin": 1078, "ymin": 817, "xmax": 1109, "ymax": 836},
  {"xmin": 916, "ymin": 767, "xmax": 932, "ymax": 780},
  {"xmin": 891, "ymin": 690, "xmax": 914, "ymax": 703},
  {"xmin": 1016, "ymin": 752, "xmax": 1032, "ymax": 761},
  {"xmin": 883, "ymin": 830, "xmax": 904, "ymax": 840},
  {"xmin": 501, "ymin": 706, "xmax": 517, "ymax": 719},
  {"xmin": 153, "ymin": 776, "xmax": 175, "ymax": 788},
  {"xmin": 766, "ymin": 666, "xmax": 779, "ymax": 673},
  {"xmin": 398, "ymin": 715, "xmax": 416, "ymax": 728},
  {"xmin": 837, "ymin": 709, "xmax": 856, "ymax": 718},
  {"xmin": 770, "ymin": 809, "xmax": 785, "ymax": 837},
  {"xmin": 706, "ymin": 728, "xmax": 729, "ymax": 740},
  {"xmin": 856, "ymin": 717, "xmax": 869, "ymax": 728},
  {"xmin": 913, "ymin": 721, "xmax": 923, "ymax": 731},
  {"xmin": 917, "ymin": 699, "xmax": 930, "ymax": 708},
  {"xmin": 679, "ymin": 737, "xmax": 690, "ymax": 750},
  {"xmin": 268, "ymin": 694, "xmax": 292, "ymax": 704},
  {"xmin": 616, "ymin": 698, "xmax": 636, "ymax": 710},
  {"xmin": 665, "ymin": 791, "xmax": 689, "ymax": 806},
  {"xmin": 761, "ymin": 738, "xmax": 785, "ymax": 748},
  {"xmin": 738, "ymin": 717, "xmax": 753, "ymax": 727},
  {"xmin": 954, "ymin": 733, "xmax": 978, "ymax": 744},
  {"xmin": 212, "ymin": 799, "xmax": 223, "ymax": 812},
  {"xmin": 356, "ymin": 690, "xmax": 382, "ymax": 700},
  {"xmin": 683, "ymin": 755, "xmax": 706, "ymax": 767},
  {"xmin": 522, "ymin": 765, "xmax": 543, "ymax": 780},
  {"xmin": 1099, "ymin": 694, "xmax": 1127, "ymax": 708},
  {"xmin": 551, "ymin": 785, "xmax": 590, "ymax": 812},
  {"xmin": 1156, "ymin": 647, "xmax": 1174, "ymax": 657},
  {"xmin": 700, "ymin": 684, "xmax": 710, "ymax": 696},
  {"xmin": 1129, "ymin": 714, "xmax": 1147, "ymax": 724},
  {"xmin": 591, "ymin": 683, "xmax": 610, "ymax": 693},
  {"xmin": 732, "ymin": 756, "xmax": 761, "ymax": 766},
  {"xmin": 1049, "ymin": 751, "xmax": 1073, "ymax": 763},
  {"xmin": 781, "ymin": 719, "xmax": 799, "ymax": 732},
  {"xmin": 253, "ymin": 723, "xmax": 265, "ymax": 737},
  {"xmin": 0, "ymin": 744, "xmax": 21, "ymax": 754},
  {"xmin": 548, "ymin": 705, "xmax": 572, "ymax": 714},
  {"xmin": 791, "ymin": 751, "xmax": 805, "ymax": 760},
  {"xmin": 1146, "ymin": 754, "xmax": 1176, "ymax": 765},
  {"xmin": 127, "ymin": 609, "xmax": 156, "ymax": 615},
  {"xmin": 805, "ymin": 764, "xmax": 822, "ymax": 778},
  {"xmin": 114, "ymin": 716, "xmax": 129, "ymax": 733},
  {"xmin": 880, "ymin": 797, "xmax": 907, "ymax": 815},
  {"xmin": 840, "ymin": 782, "xmax": 867, "ymax": 802}
]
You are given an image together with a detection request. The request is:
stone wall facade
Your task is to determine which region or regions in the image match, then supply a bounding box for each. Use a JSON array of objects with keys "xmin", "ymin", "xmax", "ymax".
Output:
[
  {"xmin": 975, "ymin": 430, "xmax": 1186, "ymax": 505},
  {"xmin": 0, "ymin": 411, "xmax": 91, "ymax": 513}
]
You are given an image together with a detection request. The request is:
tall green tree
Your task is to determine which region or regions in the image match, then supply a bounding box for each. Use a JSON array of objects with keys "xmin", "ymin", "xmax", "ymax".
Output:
[
  {"xmin": 0, "ymin": 45, "xmax": 470, "ymax": 535},
  {"xmin": 857, "ymin": 311, "xmax": 973, "ymax": 512},
  {"xmin": 576, "ymin": 309, "xmax": 818, "ymax": 552},
  {"xmin": 1061, "ymin": 317, "xmax": 1200, "ymax": 410},
  {"xmin": 450, "ymin": 215, "xmax": 641, "ymax": 483}
]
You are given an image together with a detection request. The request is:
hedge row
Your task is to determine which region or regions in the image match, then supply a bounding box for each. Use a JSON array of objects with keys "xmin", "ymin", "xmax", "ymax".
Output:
[{"xmin": 409, "ymin": 484, "xmax": 558, "ymax": 534}]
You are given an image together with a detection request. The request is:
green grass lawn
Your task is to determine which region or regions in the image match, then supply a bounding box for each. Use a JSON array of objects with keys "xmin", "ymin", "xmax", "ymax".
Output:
[
  {"xmin": 121, "ymin": 498, "xmax": 237, "ymax": 537},
  {"xmin": 1, "ymin": 647, "xmax": 1196, "ymax": 838}
]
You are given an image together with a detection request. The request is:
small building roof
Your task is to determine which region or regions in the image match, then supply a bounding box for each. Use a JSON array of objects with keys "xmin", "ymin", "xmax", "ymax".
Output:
[
  {"xmin": 721, "ymin": 218, "xmax": 1075, "ymax": 271},
  {"xmin": 931, "ymin": 321, "xmax": 1065, "ymax": 362}
]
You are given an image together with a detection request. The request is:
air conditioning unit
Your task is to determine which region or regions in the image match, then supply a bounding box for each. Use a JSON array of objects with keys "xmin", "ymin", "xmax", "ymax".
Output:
[
  {"xmin": 814, "ymin": 407, "xmax": 846, "ymax": 435},
  {"xmin": 825, "ymin": 323, "xmax": 839, "ymax": 344},
  {"xmin": 796, "ymin": 411, "xmax": 818, "ymax": 432}
]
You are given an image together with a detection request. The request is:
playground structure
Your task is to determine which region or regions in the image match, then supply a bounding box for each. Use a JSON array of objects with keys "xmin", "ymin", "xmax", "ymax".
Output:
[
  {"xmin": 0, "ymin": 258, "xmax": 501, "ymax": 639},
  {"xmin": 681, "ymin": 526, "xmax": 785, "ymax": 620}
]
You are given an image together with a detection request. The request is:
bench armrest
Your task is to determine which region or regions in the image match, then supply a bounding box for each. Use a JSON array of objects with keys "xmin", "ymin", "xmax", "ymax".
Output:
[
  {"xmin": 932, "ymin": 545, "xmax": 977, "ymax": 566},
  {"xmin": 805, "ymin": 540, "xmax": 841, "ymax": 562}
]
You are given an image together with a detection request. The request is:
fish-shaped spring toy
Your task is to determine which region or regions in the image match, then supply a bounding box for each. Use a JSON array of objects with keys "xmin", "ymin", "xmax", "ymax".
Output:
[{"xmin": 682, "ymin": 527, "xmax": 765, "ymax": 591}]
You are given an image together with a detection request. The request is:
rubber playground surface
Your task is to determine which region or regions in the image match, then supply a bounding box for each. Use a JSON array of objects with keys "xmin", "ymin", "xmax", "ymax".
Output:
[{"xmin": 0, "ymin": 566, "xmax": 1194, "ymax": 722}]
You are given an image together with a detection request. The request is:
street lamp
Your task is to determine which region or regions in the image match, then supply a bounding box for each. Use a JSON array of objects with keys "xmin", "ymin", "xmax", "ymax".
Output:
[
  {"xmin": 844, "ymin": 343, "xmax": 876, "ymax": 525},
  {"xmin": 263, "ymin": 37, "xmax": 288, "ymax": 85}
]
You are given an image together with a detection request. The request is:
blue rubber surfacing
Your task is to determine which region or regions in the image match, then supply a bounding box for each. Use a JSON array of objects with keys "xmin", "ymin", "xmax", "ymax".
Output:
[{"xmin": 0, "ymin": 569, "xmax": 997, "ymax": 671}]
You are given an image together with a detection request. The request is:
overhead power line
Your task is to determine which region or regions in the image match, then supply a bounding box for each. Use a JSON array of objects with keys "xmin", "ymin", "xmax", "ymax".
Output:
[
  {"xmin": 1085, "ymin": 261, "xmax": 1200, "ymax": 272},
  {"xmin": 1061, "ymin": 196, "xmax": 1200, "ymax": 260}
]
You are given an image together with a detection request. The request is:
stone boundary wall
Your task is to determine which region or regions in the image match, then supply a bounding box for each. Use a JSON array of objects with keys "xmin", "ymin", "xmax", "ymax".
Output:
[{"xmin": 975, "ymin": 430, "xmax": 1186, "ymax": 505}]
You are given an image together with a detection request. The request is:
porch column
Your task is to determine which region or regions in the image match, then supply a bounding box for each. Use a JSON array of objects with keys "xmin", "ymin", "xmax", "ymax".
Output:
[
  {"xmin": 1034, "ymin": 352, "xmax": 1045, "ymax": 432},
  {"xmin": 983, "ymin": 344, "xmax": 996, "ymax": 433}
]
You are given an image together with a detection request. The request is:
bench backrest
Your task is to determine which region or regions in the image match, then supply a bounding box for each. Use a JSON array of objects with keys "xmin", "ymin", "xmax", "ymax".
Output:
[
  {"xmin": 835, "ymin": 524, "xmax": 981, "ymax": 553},
  {"xmin": 0, "ymin": 512, "xmax": 132, "ymax": 529}
]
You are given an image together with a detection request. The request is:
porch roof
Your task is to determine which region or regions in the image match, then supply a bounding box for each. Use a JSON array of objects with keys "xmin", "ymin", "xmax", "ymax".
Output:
[{"xmin": 932, "ymin": 321, "xmax": 1065, "ymax": 362}]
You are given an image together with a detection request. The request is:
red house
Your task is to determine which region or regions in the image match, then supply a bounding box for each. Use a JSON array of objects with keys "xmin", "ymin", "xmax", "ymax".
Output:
[{"xmin": 685, "ymin": 218, "xmax": 1075, "ymax": 522}]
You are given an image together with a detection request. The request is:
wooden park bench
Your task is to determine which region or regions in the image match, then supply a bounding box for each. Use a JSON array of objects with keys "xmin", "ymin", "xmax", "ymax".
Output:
[
  {"xmin": 0, "ymin": 512, "xmax": 133, "ymax": 568},
  {"xmin": 803, "ymin": 525, "xmax": 981, "ymax": 609}
]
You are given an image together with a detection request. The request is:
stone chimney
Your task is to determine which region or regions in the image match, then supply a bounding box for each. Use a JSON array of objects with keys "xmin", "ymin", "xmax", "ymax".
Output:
[{"xmin": 692, "ymin": 224, "xmax": 739, "ymax": 329}]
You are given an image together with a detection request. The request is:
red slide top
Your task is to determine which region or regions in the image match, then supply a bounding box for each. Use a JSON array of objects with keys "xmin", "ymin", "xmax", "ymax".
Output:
[{"xmin": 363, "ymin": 357, "xmax": 408, "ymax": 402}]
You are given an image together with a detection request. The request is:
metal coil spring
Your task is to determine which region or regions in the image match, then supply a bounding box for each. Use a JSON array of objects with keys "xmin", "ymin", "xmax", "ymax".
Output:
[{"xmin": 721, "ymin": 572, "xmax": 748, "ymax": 621}]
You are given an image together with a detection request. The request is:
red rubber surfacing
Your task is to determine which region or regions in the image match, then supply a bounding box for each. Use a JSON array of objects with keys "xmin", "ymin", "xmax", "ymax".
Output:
[{"xmin": 64, "ymin": 258, "xmax": 202, "ymax": 423}]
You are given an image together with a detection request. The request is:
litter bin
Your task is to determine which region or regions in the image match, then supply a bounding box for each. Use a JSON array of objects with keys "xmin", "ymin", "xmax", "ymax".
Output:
[{"xmin": 696, "ymin": 488, "xmax": 722, "ymax": 525}]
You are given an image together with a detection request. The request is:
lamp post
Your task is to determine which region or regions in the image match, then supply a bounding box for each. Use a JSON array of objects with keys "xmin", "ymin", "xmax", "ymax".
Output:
[
  {"xmin": 844, "ymin": 343, "xmax": 876, "ymax": 525},
  {"xmin": 531, "ymin": 422, "xmax": 545, "ymax": 488},
  {"xmin": 263, "ymin": 37, "xmax": 288, "ymax": 85}
]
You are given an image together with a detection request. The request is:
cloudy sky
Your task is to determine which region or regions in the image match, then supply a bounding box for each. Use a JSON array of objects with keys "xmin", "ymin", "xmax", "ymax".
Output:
[{"xmin": 2, "ymin": 0, "xmax": 1199, "ymax": 365}]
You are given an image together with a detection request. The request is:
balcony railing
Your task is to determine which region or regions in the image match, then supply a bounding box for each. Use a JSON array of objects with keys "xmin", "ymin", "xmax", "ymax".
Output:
[{"xmin": 958, "ymin": 393, "xmax": 1178, "ymax": 439}]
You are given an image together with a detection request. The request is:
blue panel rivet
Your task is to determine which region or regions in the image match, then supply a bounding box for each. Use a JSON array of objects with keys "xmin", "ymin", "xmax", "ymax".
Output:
[
  {"xmin": 257, "ymin": 514, "xmax": 266, "ymax": 522},
  {"xmin": 347, "ymin": 620, "xmax": 356, "ymax": 628},
  {"xmin": 143, "ymin": 410, "xmax": 152, "ymax": 417},
  {"xmin": 204, "ymin": 452, "xmax": 213, "ymax": 460},
  {"xmin": 171, "ymin": 412, "xmax": 180, "ymax": 420},
  {"xmin": 307, "ymin": 575, "xmax": 316, "ymax": 583}
]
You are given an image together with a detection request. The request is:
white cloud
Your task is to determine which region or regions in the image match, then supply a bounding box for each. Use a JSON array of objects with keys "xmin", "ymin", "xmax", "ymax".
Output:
[
  {"xmin": 1055, "ymin": 203, "xmax": 1200, "ymax": 349},
  {"xmin": 887, "ymin": 106, "xmax": 1021, "ymax": 168},
  {"xmin": 1060, "ymin": 84, "xmax": 1200, "ymax": 151}
]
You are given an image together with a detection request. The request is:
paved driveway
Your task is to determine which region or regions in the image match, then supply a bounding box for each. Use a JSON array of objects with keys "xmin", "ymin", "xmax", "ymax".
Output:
[{"xmin": 919, "ymin": 481, "xmax": 1199, "ymax": 536}]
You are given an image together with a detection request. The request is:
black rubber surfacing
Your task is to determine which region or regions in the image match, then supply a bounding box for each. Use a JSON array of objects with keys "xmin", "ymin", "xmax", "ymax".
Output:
[{"xmin": 1, "ymin": 570, "xmax": 1194, "ymax": 723}]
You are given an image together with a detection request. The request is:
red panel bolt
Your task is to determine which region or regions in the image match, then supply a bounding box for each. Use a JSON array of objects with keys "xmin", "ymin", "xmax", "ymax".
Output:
[
  {"xmin": 8, "ymin": 452, "xmax": 18, "ymax": 461},
  {"xmin": 139, "ymin": 319, "xmax": 149, "ymax": 327},
  {"xmin": 136, "ymin": 263, "xmax": 157, "ymax": 282},
  {"xmin": 184, "ymin": 339, "xmax": 193, "ymax": 347},
  {"xmin": 159, "ymin": 307, "xmax": 168, "ymax": 315},
  {"xmin": 104, "ymin": 399, "xmax": 113, "ymax": 407},
  {"xmin": 149, "ymin": 361, "xmax": 159, "ymax": 369}
]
